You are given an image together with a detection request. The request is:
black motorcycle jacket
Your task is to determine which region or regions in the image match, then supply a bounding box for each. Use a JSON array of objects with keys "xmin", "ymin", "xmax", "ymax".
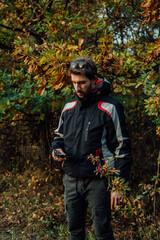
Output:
[{"xmin": 50, "ymin": 77, "xmax": 132, "ymax": 181}]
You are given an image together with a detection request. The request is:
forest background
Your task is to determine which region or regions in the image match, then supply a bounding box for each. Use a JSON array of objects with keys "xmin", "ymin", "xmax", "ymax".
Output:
[{"xmin": 0, "ymin": 0, "xmax": 160, "ymax": 239}]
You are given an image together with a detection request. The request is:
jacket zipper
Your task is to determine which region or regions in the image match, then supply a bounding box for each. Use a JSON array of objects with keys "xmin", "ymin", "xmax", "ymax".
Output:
[{"xmin": 85, "ymin": 121, "xmax": 91, "ymax": 141}]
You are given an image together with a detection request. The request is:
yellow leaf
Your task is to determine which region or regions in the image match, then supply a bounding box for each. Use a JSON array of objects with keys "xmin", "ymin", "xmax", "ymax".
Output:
[
  {"xmin": 40, "ymin": 88, "xmax": 45, "ymax": 95},
  {"xmin": 135, "ymin": 82, "xmax": 143, "ymax": 88},
  {"xmin": 32, "ymin": 213, "xmax": 37, "ymax": 218},
  {"xmin": 78, "ymin": 39, "xmax": 84, "ymax": 46},
  {"xmin": 156, "ymin": 87, "xmax": 160, "ymax": 95},
  {"xmin": 54, "ymin": 82, "xmax": 63, "ymax": 90},
  {"xmin": 39, "ymin": 56, "xmax": 46, "ymax": 65}
]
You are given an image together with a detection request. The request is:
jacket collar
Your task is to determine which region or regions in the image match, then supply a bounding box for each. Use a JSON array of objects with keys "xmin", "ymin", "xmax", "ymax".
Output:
[{"xmin": 77, "ymin": 76, "xmax": 111, "ymax": 109}]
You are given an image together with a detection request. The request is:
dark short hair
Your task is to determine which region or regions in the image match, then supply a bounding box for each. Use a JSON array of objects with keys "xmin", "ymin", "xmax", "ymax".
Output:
[{"xmin": 70, "ymin": 56, "xmax": 97, "ymax": 80}]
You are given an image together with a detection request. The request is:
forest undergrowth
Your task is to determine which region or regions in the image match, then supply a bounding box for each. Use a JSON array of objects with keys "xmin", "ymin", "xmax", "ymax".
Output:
[{"xmin": 0, "ymin": 159, "xmax": 159, "ymax": 240}]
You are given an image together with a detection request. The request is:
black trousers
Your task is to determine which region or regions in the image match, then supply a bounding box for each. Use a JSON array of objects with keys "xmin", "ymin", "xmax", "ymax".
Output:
[{"xmin": 63, "ymin": 174, "xmax": 115, "ymax": 240}]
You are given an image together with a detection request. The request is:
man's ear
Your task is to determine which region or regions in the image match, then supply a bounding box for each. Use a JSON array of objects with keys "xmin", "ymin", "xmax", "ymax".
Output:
[{"xmin": 92, "ymin": 75, "xmax": 98, "ymax": 88}]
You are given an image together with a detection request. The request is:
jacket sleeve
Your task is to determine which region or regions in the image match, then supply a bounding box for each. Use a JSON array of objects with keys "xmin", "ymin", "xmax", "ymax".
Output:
[
  {"xmin": 49, "ymin": 112, "xmax": 64, "ymax": 155},
  {"xmin": 105, "ymin": 102, "xmax": 132, "ymax": 181}
]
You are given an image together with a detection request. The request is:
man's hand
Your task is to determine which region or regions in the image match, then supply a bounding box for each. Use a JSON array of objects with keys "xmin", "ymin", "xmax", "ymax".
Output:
[
  {"xmin": 111, "ymin": 191, "xmax": 123, "ymax": 210},
  {"xmin": 52, "ymin": 148, "xmax": 67, "ymax": 161}
]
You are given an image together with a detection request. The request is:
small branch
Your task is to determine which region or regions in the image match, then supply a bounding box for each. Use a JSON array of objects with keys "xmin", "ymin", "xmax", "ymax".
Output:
[
  {"xmin": 127, "ymin": 196, "xmax": 150, "ymax": 240},
  {"xmin": 0, "ymin": 24, "xmax": 24, "ymax": 33},
  {"xmin": 64, "ymin": 0, "xmax": 70, "ymax": 10},
  {"xmin": 0, "ymin": 24, "xmax": 43, "ymax": 44},
  {"xmin": 46, "ymin": 0, "xmax": 54, "ymax": 12},
  {"xmin": 153, "ymin": 151, "xmax": 160, "ymax": 240}
]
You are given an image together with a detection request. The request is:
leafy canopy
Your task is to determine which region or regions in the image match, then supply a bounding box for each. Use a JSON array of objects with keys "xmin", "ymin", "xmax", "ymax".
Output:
[{"xmin": 0, "ymin": 0, "xmax": 160, "ymax": 134}]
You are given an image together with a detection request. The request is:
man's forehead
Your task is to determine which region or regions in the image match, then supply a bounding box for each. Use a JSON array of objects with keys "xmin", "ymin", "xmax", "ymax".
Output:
[{"xmin": 71, "ymin": 74, "xmax": 90, "ymax": 82}]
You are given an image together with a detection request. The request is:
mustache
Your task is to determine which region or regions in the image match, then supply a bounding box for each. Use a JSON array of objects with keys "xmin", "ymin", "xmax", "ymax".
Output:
[{"xmin": 77, "ymin": 90, "xmax": 84, "ymax": 94}]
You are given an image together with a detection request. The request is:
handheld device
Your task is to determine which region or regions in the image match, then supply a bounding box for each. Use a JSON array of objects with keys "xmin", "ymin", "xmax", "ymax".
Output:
[
  {"xmin": 54, "ymin": 150, "xmax": 69, "ymax": 159},
  {"xmin": 56, "ymin": 154, "xmax": 69, "ymax": 159}
]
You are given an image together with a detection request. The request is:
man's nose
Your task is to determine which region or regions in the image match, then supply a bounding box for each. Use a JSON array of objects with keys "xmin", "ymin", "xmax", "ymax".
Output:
[{"xmin": 75, "ymin": 84, "xmax": 81, "ymax": 91}]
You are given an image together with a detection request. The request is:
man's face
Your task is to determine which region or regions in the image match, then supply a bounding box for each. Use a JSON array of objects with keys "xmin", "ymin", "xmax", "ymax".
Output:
[{"xmin": 71, "ymin": 74, "xmax": 96, "ymax": 99}]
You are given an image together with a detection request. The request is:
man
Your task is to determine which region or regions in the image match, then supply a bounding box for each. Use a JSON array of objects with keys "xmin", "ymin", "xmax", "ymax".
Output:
[{"xmin": 50, "ymin": 56, "xmax": 132, "ymax": 240}]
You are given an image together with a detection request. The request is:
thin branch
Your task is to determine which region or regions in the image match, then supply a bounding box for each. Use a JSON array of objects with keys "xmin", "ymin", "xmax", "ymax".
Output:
[
  {"xmin": 0, "ymin": 24, "xmax": 23, "ymax": 33},
  {"xmin": 46, "ymin": 0, "xmax": 54, "ymax": 12},
  {"xmin": 64, "ymin": 0, "xmax": 70, "ymax": 10},
  {"xmin": 0, "ymin": 24, "xmax": 43, "ymax": 44},
  {"xmin": 153, "ymin": 151, "xmax": 160, "ymax": 240}
]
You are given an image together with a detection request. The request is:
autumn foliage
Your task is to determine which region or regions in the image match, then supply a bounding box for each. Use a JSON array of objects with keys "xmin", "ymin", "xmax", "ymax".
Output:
[{"xmin": 0, "ymin": 0, "xmax": 160, "ymax": 239}]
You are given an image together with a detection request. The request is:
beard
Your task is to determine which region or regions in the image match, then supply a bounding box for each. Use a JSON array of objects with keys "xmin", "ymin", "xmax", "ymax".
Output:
[{"xmin": 76, "ymin": 83, "xmax": 92, "ymax": 99}]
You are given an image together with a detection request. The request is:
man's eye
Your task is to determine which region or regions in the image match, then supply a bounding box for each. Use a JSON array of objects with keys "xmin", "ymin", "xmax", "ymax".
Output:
[{"xmin": 72, "ymin": 81, "xmax": 86, "ymax": 86}]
